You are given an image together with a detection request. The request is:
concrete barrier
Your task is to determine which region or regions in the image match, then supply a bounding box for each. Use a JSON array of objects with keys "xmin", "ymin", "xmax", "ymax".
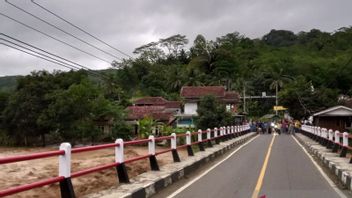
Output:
[
  {"xmin": 86, "ymin": 132, "xmax": 257, "ymax": 198},
  {"xmin": 295, "ymin": 133, "xmax": 352, "ymax": 192}
]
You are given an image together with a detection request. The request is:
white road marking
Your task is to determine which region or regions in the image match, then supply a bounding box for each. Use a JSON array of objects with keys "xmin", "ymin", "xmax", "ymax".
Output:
[
  {"xmin": 166, "ymin": 135, "xmax": 259, "ymax": 198},
  {"xmin": 292, "ymin": 135, "xmax": 348, "ymax": 198}
]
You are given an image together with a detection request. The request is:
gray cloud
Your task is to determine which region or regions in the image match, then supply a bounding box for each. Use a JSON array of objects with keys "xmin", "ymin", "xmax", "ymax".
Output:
[{"xmin": 0, "ymin": 0, "xmax": 351, "ymax": 76}]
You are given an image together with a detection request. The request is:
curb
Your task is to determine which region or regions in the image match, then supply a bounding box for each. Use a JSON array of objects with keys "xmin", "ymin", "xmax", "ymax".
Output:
[
  {"xmin": 295, "ymin": 133, "xmax": 352, "ymax": 191},
  {"xmin": 87, "ymin": 132, "xmax": 257, "ymax": 198}
]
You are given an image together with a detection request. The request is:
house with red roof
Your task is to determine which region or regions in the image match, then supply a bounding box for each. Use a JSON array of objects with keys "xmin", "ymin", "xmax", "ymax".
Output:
[
  {"xmin": 177, "ymin": 86, "xmax": 240, "ymax": 127},
  {"xmin": 125, "ymin": 97, "xmax": 181, "ymax": 135}
]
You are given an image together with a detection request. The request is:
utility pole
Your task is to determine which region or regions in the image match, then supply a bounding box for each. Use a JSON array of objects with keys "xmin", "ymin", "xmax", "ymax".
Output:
[
  {"xmin": 275, "ymin": 83, "xmax": 278, "ymax": 116},
  {"xmin": 240, "ymin": 91, "xmax": 277, "ymax": 115},
  {"xmin": 243, "ymin": 85, "xmax": 246, "ymax": 114}
]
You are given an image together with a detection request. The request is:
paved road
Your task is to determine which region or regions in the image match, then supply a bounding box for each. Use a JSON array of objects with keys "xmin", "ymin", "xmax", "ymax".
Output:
[{"xmin": 166, "ymin": 134, "xmax": 345, "ymax": 198}]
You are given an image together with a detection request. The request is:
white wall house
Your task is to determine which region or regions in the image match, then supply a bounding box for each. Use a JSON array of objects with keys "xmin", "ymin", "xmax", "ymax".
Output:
[
  {"xmin": 177, "ymin": 86, "xmax": 240, "ymax": 128},
  {"xmin": 184, "ymin": 102, "xmax": 198, "ymax": 115}
]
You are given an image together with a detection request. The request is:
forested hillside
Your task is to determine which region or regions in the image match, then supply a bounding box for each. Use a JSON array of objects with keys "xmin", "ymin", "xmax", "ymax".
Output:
[
  {"xmin": 1, "ymin": 27, "xmax": 352, "ymax": 146},
  {"xmin": 0, "ymin": 75, "xmax": 18, "ymax": 92},
  {"xmin": 112, "ymin": 28, "xmax": 352, "ymax": 118}
]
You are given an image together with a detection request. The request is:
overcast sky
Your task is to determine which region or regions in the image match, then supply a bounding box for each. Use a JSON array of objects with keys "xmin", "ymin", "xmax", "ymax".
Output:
[{"xmin": 0, "ymin": 0, "xmax": 351, "ymax": 76}]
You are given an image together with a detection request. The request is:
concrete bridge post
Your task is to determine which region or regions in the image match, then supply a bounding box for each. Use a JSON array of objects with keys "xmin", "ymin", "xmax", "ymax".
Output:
[
  {"xmin": 148, "ymin": 135, "xmax": 160, "ymax": 171},
  {"xmin": 214, "ymin": 128, "xmax": 220, "ymax": 144},
  {"xmin": 320, "ymin": 128, "xmax": 327, "ymax": 146},
  {"xmin": 234, "ymin": 126, "xmax": 238, "ymax": 138},
  {"xmin": 226, "ymin": 126, "xmax": 232, "ymax": 139},
  {"xmin": 198, "ymin": 129, "xmax": 205, "ymax": 151},
  {"xmin": 186, "ymin": 131, "xmax": 194, "ymax": 156},
  {"xmin": 207, "ymin": 128, "xmax": 213, "ymax": 147},
  {"xmin": 332, "ymin": 131, "xmax": 340, "ymax": 153},
  {"xmin": 219, "ymin": 127, "xmax": 224, "ymax": 141},
  {"xmin": 115, "ymin": 139, "xmax": 129, "ymax": 183},
  {"xmin": 340, "ymin": 132, "xmax": 349, "ymax": 157},
  {"xmin": 327, "ymin": 129, "xmax": 334, "ymax": 149},
  {"xmin": 231, "ymin": 126, "xmax": 235, "ymax": 139},
  {"xmin": 59, "ymin": 143, "xmax": 75, "ymax": 198},
  {"xmin": 171, "ymin": 133, "xmax": 181, "ymax": 162}
]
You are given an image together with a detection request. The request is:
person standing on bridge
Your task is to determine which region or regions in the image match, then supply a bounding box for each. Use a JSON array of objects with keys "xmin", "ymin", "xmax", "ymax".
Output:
[
  {"xmin": 288, "ymin": 121, "xmax": 295, "ymax": 134},
  {"xmin": 281, "ymin": 120, "xmax": 287, "ymax": 134},
  {"xmin": 276, "ymin": 122, "xmax": 281, "ymax": 135},
  {"xmin": 294, "ymin": 120, "xmax": 301, "ymax": 133},
  {"xmin": 263, "ymin": 122, "xmax": 269, "ymax": 134}
]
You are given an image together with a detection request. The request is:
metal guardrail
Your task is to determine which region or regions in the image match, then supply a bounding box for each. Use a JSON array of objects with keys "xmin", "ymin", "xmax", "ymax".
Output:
[
  {"xmin": 301, "ymin": 125, "xmax": 352, "ymax": 162},
  {"xmin": 0, "ymin": 124, "xmax": 250, "ymax": 197}
]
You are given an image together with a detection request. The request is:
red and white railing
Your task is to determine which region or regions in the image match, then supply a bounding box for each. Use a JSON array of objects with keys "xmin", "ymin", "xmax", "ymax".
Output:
[
  {"xmin": 301, "ymin": 125, "xmax": 352, "ymax": 162},
  {"xmin": 0, "ymin": 124, "xmax": 250, "ymax": 197}
]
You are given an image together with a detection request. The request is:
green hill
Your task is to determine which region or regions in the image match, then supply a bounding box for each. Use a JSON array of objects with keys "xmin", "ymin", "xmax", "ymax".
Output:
[{"xmin": 0, "ymin": 75, "xmax": 20, "ymax": 92}]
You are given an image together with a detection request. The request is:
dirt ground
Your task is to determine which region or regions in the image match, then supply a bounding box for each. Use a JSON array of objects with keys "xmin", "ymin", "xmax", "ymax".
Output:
[{"xmin": 0, "ymin": 144, "xmax": 188, "ymax": 197}]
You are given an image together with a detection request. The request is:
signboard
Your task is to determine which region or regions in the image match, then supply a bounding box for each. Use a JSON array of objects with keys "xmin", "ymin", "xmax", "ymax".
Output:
[{"xmin": 273, "ymin": 106, "xmax": 287, "ymax": 111}]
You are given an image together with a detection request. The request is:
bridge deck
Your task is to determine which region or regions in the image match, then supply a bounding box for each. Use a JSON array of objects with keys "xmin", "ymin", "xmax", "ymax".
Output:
[{"xmin": 160, "ymin": 134, "xmax": 346, "ymax": 198}]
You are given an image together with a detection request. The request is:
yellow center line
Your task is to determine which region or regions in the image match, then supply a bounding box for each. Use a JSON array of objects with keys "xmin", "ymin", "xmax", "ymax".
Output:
[{"xmin": 251, "ymin": 134, "xmax": 276, "ymax": 198}]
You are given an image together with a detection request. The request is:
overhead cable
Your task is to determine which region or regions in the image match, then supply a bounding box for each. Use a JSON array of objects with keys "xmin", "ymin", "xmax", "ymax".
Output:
[
  {"xmin": 5, "ymin": 0, "xmax": 123, "ymax": 61},
  {"xmin": 31, "ymin": 0, "xmax": 133, "ymax": 59}
]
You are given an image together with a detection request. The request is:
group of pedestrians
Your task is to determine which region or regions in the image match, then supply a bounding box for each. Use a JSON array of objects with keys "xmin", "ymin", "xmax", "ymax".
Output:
[
  {"xmin": 250, "ymin": 121, "xmax": 272, "ymax": 134},
  {"xmin": 250, "ymin": 119, "xmax": 301, "ymax": 135}
]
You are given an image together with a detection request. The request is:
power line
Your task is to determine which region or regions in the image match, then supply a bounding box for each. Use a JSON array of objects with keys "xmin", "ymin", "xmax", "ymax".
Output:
[
  {"xmin": 0, "ymin": 38, "xmax": 108, "ymax": 79},
  {"xmin": 1, "ymin": 38, "xmax": 80, "ymax": 70},
  {"xmin": 0, "ymin": 40, "xmax": 107, "ymax": 79},
  {"xmin": 1, "ymin": 42, "xmax": 78, "ymax": 71},
  {"xmin": 0, "ymin": 33, "xmax": 111, "ymax": 79},
  {"xmin": 31, "ymin": 0, "xmax": 133, "ymax": 59},
  {"xmin": 5, "ymin": 0, "xmax": 123, "ymax": 61},
  {"xmin": 0, "ymin": 12, "xmax": 112, "ymax": 64}
]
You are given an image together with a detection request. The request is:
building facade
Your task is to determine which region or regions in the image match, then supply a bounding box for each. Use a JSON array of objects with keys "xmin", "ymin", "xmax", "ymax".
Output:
[
  {"xmin": 313, "ymin": 105, "xmax": 352, "ymax": 132},
  {"xmin": 177, "ymin": 86, "xmax": 240, "ymax": 128}
]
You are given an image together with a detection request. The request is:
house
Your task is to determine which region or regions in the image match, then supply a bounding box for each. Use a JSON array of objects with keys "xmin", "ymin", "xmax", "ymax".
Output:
[
  {"xmin": 180, "ymin": 86, "xmax": 240, "ymax": 115},
  {"xmin": 132, "ymin": 97, "xmax": 181, "ymax": 113},
  {"xmin": 177, "ymin": 86, "xmax": 240, "ymax": 128},
  {"xmin": 313, "ymin": 105, "xmax": 352, "ymax": 132},
  {"xmin": 134, "ymin": 97, "xmax": 168, "ymax": 106},
  {"xmin": 125, "ymin": 97, "xmax": 181, "ymax": 135},
  {"xmin": 95, "ymin": 116, "xmax": 114, "ymax": 134}
]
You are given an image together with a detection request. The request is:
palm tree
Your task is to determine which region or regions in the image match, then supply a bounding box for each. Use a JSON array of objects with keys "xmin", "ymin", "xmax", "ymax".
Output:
[
  {"xmin": 167, "ymin": 67, "xmax": 184, "ymax": 91},
  {"xmin": 188, "ymin": 35, "xmax": 216, "ymax": 74},
  {"xmin": 138, "ymin": 117, "xmax": 156, "ymax": 139},
  {"xmin": 232, "ymin": 78, "xmax": 254, "ymax": 114},
  {"xmin": 184, "ymin": 68, "xmax": 203, "ymax": 86},
  {"xmin": 264, "ymin": 67, "xmax": 293, "ymax": 114}
]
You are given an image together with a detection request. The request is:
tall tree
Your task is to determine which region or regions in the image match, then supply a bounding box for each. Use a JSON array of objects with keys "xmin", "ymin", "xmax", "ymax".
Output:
[
  {"xmin": 159, "ymin": 34, "xmax": 189, "ymax": 57},
  {"xmin": 264, "ymin": 67, "xmax": 293, "ymax": 114},
  {"xmin": 195, "ymin": 95, "xmax": 233, "ymax": 129}
]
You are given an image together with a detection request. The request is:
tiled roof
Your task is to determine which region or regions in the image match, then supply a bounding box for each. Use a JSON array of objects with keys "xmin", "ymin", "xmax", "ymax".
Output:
[
  {"xmin": 133, "ymin": 97, "xmax": 167, "ymax": 105},
  {"xmin": 180, "ymin": 86, "xmax": 226, "ymax": 98},
  {"xmin": 126, "ymin": 106, "xmax": 175, "ymax": 122},
  {"xmin": 165, "ymin": 101, "xmax": 181, "ymax": 109},
  {"xmin": 223, "ymin": 91, "xmax": 240, "ymax": 103},
  {"xmin": 151, "ymin": 112, "xmax": 175, "ymax": 122},
  {"xmin": 126, "ymin": 106, "xmax": 165, "ymax": 120}
]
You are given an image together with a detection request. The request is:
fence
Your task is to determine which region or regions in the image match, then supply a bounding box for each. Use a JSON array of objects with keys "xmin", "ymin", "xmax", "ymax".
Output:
[
  {"xmin": 301, "ymin": 125, "xmax": 352, "ymax": 163},
  {"xmin": 0, "ymin": 124, "xmax": 250, "ymax": 197}
]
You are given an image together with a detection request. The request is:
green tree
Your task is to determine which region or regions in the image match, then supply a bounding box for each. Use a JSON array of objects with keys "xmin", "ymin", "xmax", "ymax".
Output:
[
  {"xmin": 195, "ymin": 95, "xmax": 233, "ymax": 129},
  {"xmin": 189, "ymin": 35, "xmax": 216, "ymax": 73},
  {"xmin": 264, "ymin": 67, "xmax": 293, "ymax": 111},
  {"xmin": 138, "ymin": 117, "xmax": 156, "ymax": 139},
  {"xmin": 262, "ymin": 29, "xmax": 297, "ymax": 47},
  {"xmin": 41, "ymin": 80, "xmax": 126, "ymax": 144},
  {"xmin": 2, "ymin": 71, "xmax": 59, "ymax": 146},
  {"xmin": 159, "ymin": 34, "xmax": 189, "ymax": 58}
]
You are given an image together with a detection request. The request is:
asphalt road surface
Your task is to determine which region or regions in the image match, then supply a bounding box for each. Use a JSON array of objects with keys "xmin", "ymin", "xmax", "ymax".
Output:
[{"xmin": 157, "ymin": 134, "xmax": 350, "ymax": 198}]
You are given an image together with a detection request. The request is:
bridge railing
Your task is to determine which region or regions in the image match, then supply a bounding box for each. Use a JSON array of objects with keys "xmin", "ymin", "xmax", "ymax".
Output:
[
  {"xmin": 0, "ymin": 124, "xmax": 250, "ymax": 198},
  {"xmin": 301, "ymin": 125, "xmax": 352, "ymax": 163}
]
